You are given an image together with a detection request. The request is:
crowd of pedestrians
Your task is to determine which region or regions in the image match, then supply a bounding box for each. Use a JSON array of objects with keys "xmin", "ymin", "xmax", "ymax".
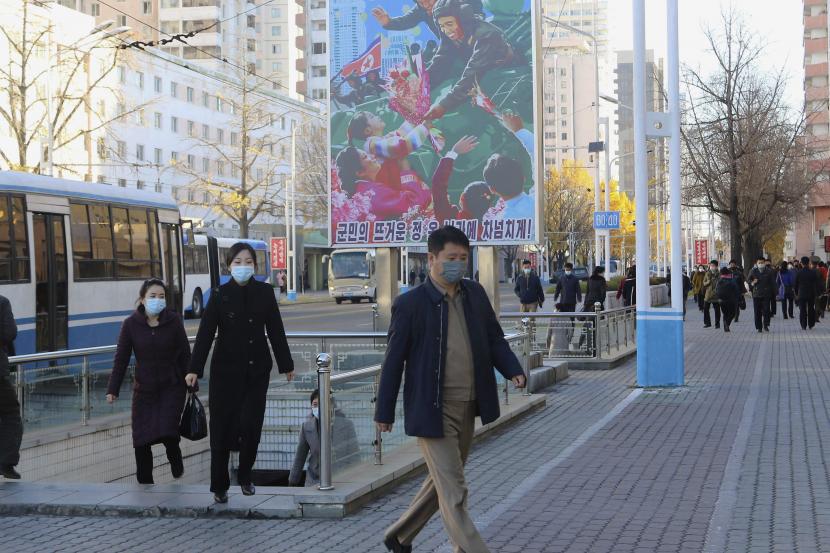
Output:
[{"xmin": 691, "ymin": 256, "xmax": 830, "ymax": 334}]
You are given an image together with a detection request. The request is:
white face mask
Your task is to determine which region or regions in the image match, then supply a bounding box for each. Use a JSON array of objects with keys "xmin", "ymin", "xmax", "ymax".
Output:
[
  {"xmin": 788, "ymin": 264, "xmax": 794, "ymax": 270},
  {"xmin": 564, "ymin": 270, "xmax": 572, "ymax": 276},
  {"xmin": 698, "ymin": 268, "xmax": 704, "ymax": 273},
  {"xmin": 757, "ymin": 264, "xmax": 765, "ymax": 270},
  {"xmin": 523, "ymin": 268, "xmax": 531, "ymax": 275},
  {"xmin": 311, "ymin": 407, "xmax": 319, "ymax": 419}
]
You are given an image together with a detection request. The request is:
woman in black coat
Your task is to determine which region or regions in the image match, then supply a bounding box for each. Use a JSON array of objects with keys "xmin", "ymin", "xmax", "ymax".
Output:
[
  {"xmin": 107, "ymin": 279, "xmax": 191, "ymax": 484},
  {"xmin": 188, "ymin": 242, "xmax": 295, "ymax": 503},
  {"xmin": 583, "ymin": 266, "xmax": 608, "ymax": 311}
]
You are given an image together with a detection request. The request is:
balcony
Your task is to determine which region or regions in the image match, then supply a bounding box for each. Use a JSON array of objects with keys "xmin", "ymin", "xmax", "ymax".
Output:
[
  {"xmin": 806, "ymin": 62, "xmax": 829, "ymax": 78},
  {"xmin": 805, "ymin": 13, "xmax": 828, "ymax": 31},
  {"xmin": 806, "ymin": 86, "xmax": 829, "ymax": 102},
  {"xmin": 296, "ymin": 57, "xmax": 306, "ymax": 71},
  {"xmin": 808, "ymin": 110, "xmax": 830, "ymax": 125},
  {"xmin": 296, "ymin": 80, "xmax": 307, "ymax": 95},
  {"xmin": 805, "ymin": 37, "xmax": 828, "ymax": 55},
  {"xmin": 296, "ymin": 35, "xmax": 306, "ymax": 50},
  {"xmin": 805, "ymin": 0, "xmax": 826, "ymax": 7},
  {"xmin": 296, "ymin": 12, "xmax": 306, "ymax": 27}
]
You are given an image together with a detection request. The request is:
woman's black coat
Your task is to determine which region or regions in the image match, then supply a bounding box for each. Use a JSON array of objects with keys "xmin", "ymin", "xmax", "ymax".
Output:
[{"xmin": 190, "ymin": 279, "xmax": 294, "ymax": 450}]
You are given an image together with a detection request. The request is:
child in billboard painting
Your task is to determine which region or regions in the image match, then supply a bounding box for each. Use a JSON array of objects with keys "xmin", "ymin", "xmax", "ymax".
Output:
[
  {"xmin": 483, "ymin": 153, "xmax": 534, "ymax": 221},
  {"xmin": 334, "ymin": 146, "xmax": 432, "ymax": 221},
  {"xmin": 347, "ymin": 111, "xmax": 430, "ymax": 188},
  {"xmin": 431, "ymin": 135, "xmax": 492, "ymax": 237}
]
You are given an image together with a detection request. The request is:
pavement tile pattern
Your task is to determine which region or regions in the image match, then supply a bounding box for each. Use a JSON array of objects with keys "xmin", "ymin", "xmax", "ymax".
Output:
[{"xmin": 2, "ymin": 304, "xmax": 830, "ymax": 552}]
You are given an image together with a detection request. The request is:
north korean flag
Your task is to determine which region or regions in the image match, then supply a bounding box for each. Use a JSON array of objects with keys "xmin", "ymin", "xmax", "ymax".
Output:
[{"xmin": 339, "ymin": 37, "xmax": 382, "ymax": 78}]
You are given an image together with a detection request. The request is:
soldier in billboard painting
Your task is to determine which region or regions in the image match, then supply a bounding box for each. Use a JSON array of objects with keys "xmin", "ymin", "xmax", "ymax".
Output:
[
  {"xmin": 423, "ymin": 0, "xmax": 520, "ymax": 121},
  {"xmin": 371, "ymin": 0, "xmax": 484, "ymax": 39}
]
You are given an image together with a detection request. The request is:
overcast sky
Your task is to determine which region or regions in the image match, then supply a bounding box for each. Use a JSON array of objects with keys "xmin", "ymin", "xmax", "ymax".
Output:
[{"xmin": 607, "ymin": 0, "xmax": 805, "ymax": 110}]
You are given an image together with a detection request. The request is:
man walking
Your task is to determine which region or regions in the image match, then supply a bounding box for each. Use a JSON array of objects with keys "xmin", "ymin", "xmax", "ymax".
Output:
[
  {"xmin": 376, "ymin": 226, "xmax": 526, "ymax": 553},
  {"xmin": 715, "ymin": 267, "xmax": 740, "ymax": 332},
  {"xmin": 728, "ymin": 260, "xmax": 746, "ymax": 322},
  {"xmin": 748, "ymin": 256, "xmax": 776, "ymax": 333},
  {"xmin": 795, "ymin": 256, "xmax": 819, "ymax": 330},
  {"xmin": 702, "ymin": 261, "xmax": 721, "ymax": 329},
  {"xmin": 514, "ymin": 259, "xmax": 544, "ymax": 313},
  {"xmin": 0, "ymin": 294, "xmax": 20, "ymax": 479},
  {"xmin": 554, "ymin": 262, "xmax": 582, "ymax": 312}
]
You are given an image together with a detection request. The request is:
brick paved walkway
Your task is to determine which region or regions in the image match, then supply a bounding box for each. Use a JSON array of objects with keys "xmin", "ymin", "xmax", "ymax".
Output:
[{"xmin": 2, "ymin": 304, "xmax": 830, "ymax": 552}]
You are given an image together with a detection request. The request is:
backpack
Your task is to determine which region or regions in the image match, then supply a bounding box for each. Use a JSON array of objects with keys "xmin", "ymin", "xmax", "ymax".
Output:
[{"xmin": 715, "ymin": 277, "xmax": 733, "ymax": 302}]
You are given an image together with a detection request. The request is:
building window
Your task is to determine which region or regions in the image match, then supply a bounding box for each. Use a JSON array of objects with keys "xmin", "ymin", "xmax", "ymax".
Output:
[
  {"xmin": 561, "ymin": 81, "xmax": 567, "ymax": 89},
  {"xmin": 186, "ymin": 86, "xmax": 194, "ymax": 102},
  {"xmin": 154, "ymin": 76, "xmax": 162, "ymax": 93},
  {"xmin": 561, "ymin": 133, "xmax": 568, "ymax": 140},
  {"xmin": 312, "ymin": 89, "xmax": 327, "ymax": 99},
  {"xmin": 137, "ymin": 71, "xmax": 144, "ymax": 89},
  {"xmin": 247, "ymin": 15, "xmax": 255, "ymax": 28},
  {"xmin": 70, "ymin": 203, "xmax": 161, "ymax": 280},
  {"xmin": 118, "ymin": 179, "xmax": 127, "ymax": 187},
  {"xmin": 0, "ymin": 195, "xmax": 30, "ymax": 283},
  {"xmin": 217, "ymin": 128, "xmax": 224, "ymax": 144},
  {"xmin": 561, "ymin": 120, "xmax": 567, "ymax": 127},
  {"xmin": 272, "ymin": 44, "xmax": 281, "ymax": 54},
  {"xmin": 187, "ymin": 120, "xmax": 195, "ymax": 137},
  {"xmin": 561, "ymin": 107, "xmax": 567, "ymax": 115},
  {"xmin": 136, "ymin": 144, "xmax": 144, "ymax": 161},
  {"xmin": 217, "ymin": 160, "xmax": 225, "ymax": 176},
  {"xmin": 117, "ymin": 14, "xmax": 127, "ymax": 27},
  {"xmin": 230, "ymin": 132, "xmax": 238, "ymax": 146},
  {"xmin": 202, "ymin": 124, "xmax": 210, "ymax": 139},
  {"xmin": 215, "ymin": 97, "xmax": 222, "ymax": 111},
  {"xmin": 313, "ymin": 20, "xmax": 326, "ymax": 31},
  {"xmin": 154, "ymin": 148, "xmax": 162, "ymax": 164},
  {"xmin": 202, "ymin": 157, "xmax": 210, "ymax": 173},
  {"xmin": 97, "ymin": 176, "xmax": 106, "ymax": 184},
  {"xmin": 560, "ymin": 68, "xmax": 567, "ymax": 76},
  {"xmin": 272, "ymin": 62, "xmax": 282, "ymax": 71},
  {"xmin": 118, "ymin": 66, "xmax": 126, "ymax": 84},
  {"xmin": 136, "ymin": 180, "xmax": 145, "ymax": 190},
  {"xmin": 271, "ymin": 25, "xmax": 281, "ymax": 36},
  {"xmin": 202, "ymin": 91, "xmax": 210, "ymax": 107},
  {"xmin": 142, "ymin": 0, "xmax": 151, "ymax": 14},
  {"xmin": 312, "ymin": 66, "xmax": 326, "ymax": 77},
  {"xmin": 171, "ymin": 151, "xmax": 178, "ymax": 163},
  {"xmin": 154, "ymin": 112, "xmax": 162, "ymax": 129},
  {"xmin": 117, "ymin": 141, "xmax": 126, "ymax": 158},
  {"xmin": 171, "ymin": 116, "xmax": 178, "ymax": 133},
  {"xmin": 170, "ymin": 81, "xmax": 178, "ymax": 98},
  {"xmin": 312, "ymin": 42, "xmax": 326, "ymax": 55},
  {"xmin": 154, "ymin": 182, "xmax": 162, "ymax": 193},
  {"xmin": 91, "ymin": 3, "xmax": 100, "ymax": 16},
  {"xmin": 187, "ymin": 154, "xmax": 195, "ymax": 169},
  {"xmin": 270, "ymin": 7, "xmax": 280, "ymax": 16}
]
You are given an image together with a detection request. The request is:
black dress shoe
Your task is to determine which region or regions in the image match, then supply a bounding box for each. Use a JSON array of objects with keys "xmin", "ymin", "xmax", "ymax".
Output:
[
  {"xmin": 384, "ymin": 536, "xmax": 412, "ymax": 553},
  {"xmin": 213, "ymin": 491, "xmax": 228, "ymax": 504},
  {"xmin": 241, "ymin": 483, "xmax": 255, "ymax": 496},
  {"xmin": 170, "ymin": 458, "xmax": 184, "ymax": 479},
  {"xmin": 1, "ymin": 466, "xmax": 20, "ymax": 479},
  {"xmin": 764, "ymin": 327, "xmax": 770, "ymax": 332}
]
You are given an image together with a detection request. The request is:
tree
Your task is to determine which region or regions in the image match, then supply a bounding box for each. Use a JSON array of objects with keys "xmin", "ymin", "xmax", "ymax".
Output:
[
  {"xmin": 293, "ymin": 123, "xmax": 329, "ymax": 224},
  {"xmin": 681, "ymin": 8, "xmax": 824, "ymax": 268},
  {"xmin": 544, "ymin": 161, "xmax": 594, "ymax": 264},
  {"xmin": 177, "ymin": 77, "xmax": 295, "ymax": 238},
  {"xmin": 0, "ymin": 0, "xmax": 135, "ymax": 173}
]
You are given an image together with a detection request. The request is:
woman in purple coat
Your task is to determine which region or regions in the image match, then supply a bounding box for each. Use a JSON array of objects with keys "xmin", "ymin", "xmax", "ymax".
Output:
[{"xmin": 107, "ymin": 279, "xmax": 192, "ymax": 484}]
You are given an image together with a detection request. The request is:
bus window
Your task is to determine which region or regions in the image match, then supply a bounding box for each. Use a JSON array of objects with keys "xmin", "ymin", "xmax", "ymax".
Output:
[
  {"xmin": 331, "ymin": 252, "xmax": 370, "ymax": 279},
  {"xmin": 184, "ymin": 245, "xmax": 209, "ymax": 274},
  {"xmin": 0, "ymin": 194, "xmax": 30, "ymax": 282},
  {"xmin": 255, "ymin": 250, "xmax": 267, "ymax": 273}
]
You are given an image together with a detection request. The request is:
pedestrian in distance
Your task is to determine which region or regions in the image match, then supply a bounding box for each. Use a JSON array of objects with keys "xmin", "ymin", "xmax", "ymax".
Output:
[
  {"xmin": 583, "ymin": 266, "xmax": 608, "ymax": 312},
  {"xmin": 777, "ymin": 261, "xmax": 796, "ymax": 320},
  {"xmin": 795, "ymin": 256, "xmax": 819, "ymax": 330},
  {"xmin": 189, "ymin": 242, "xmax": 295, "ymax": 504},
  {"xmin": 554, "ymin": 262, "xmax": 581, "ymax": 312},
  {"xmin": 288, "ymin": 390, "xmax": 360, "ymax": 487},
  {"xmin": 514, "ymin": 259, "xmax": 544, "ymax": 313},
  {"xmin": 691, "ymin": 265, "xmax": 706, "ymax": 311},
  {"xmin": 702, "ymin": 261, "xmax": 722, "ymax": 329},
  {"xmin": 728, "ymin": 260, "xmax": 746, "ymax": 322},
  {"xmin": 765, "ymin": 258, "xmax": 778, "ymax": 318},
  {"xmin": 748, "ymin": 256, "xmax": 776, "ymax": 333},
  {"xmin": 376, "ymin": 226, "xmax": 526, "ymax": 553},
  {"xmin": 617, "ymin": 266, "xmax": 637, "ymax": 307},
  {"xmin": 815, "ymin": 260, "xmax": 828, "ymax": 322},
  {"xmin": 0, "ymin": 294, "xmax": 21, "ymax": 480},
  {"xmin": 107, "ymin": 279, "xmax": 191, "ymax": 484},
  {"xmin": 715, "ymin": 267, "xmax": 740, "ymax": 332}
]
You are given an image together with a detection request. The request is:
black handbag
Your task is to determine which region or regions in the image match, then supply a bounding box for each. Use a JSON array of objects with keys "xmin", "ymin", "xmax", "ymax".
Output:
[{"xmin": 179, "ymin": 388, "xmax": 208, "ymax": 441}]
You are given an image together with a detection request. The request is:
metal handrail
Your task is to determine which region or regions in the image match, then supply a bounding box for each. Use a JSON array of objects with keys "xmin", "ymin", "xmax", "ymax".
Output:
[{"xmin": 9, "ymin": 331, "xmax": 388, "ymax": 365}]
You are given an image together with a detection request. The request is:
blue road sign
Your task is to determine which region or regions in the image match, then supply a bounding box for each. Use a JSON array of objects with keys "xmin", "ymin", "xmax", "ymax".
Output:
[{"xmin": 593, "ymin": 211, "xmax": 621, "ymax": 230}]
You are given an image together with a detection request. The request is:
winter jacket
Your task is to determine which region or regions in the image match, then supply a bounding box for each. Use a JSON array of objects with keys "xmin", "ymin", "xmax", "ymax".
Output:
[
  {"xmin": 748, "ymin": 266, "xmax": 777, "ymax": 299},
  {"xmin": 583, "ymin": 275, "xmax": 608, "ymax": 311},
  {"xmin": 190, "ymin": 278, "xmax": 294, "ymax": 450},
  {"xmin": 703, "ymin": 269, "xmax": 720, "ymax": 303},
  {"xmin": 288, "ymin": 410, "xmax": 360, "ymax": 487},
  {"xmin": 514, "ymin": 271, "xmax": 545, "ymax": 306},
  {"xmin": 0, "ymin": 295, "xmax": 17, "ymax": 378},
  {"xmin": 795, "ymin": 268, "xmax": 820, "ymax": 301},
  {"xmin": 778, "ymin": 269, "xmax": 795, "ymax": 298},
  {"xmin": 108, "ymin": 309, "xmax": 191, "ymax": 447},
  {"xmin": 554, "ymin": 274, "xmax": 582, "ymax": 305},
  {"xmin": 375, "ymin": 278, "xmax": 523, "ymax": 438},
  {"xmin": 715, "ymin": 274, "xmax": 740, "ymax": 304},
  {"xmin": 691, "ymin": 271, "xmax": 706, "ymax": 296}
]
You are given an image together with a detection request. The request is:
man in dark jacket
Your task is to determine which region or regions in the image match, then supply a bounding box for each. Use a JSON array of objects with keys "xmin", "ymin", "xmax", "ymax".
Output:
[
  {"xmin": 728, "ymin": 260, "xmax": 746, "ymax": 322},
  {"xmin": 748, "ymin": 255, "xmax": 776, "ymax": 333},
  {"xmin": 795, "ymin": 256, "xmax": 819, "ymax": 330},
  {"xmin": 515, "ymin": 259, "xmax": 544, "ymax": 312},
  {"xmin": 554, "ymin": 262, "xmax": 582, "ymax": 312},
  {"xmin": 715, "ymin": 267, "xmax": 740, "ymax": 332},
  {"xmin": 0, "ymin": 294, "xmax": 20, "ymax": 479},
  {"xmin": 376, "ymin": 226, "xmax": 525, "ymax": 553}
]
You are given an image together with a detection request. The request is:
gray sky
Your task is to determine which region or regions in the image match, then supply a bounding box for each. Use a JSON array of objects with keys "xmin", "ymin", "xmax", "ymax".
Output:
[{"xmin": 608, "ymin": 0, "xmax": 805, "ymax": 110}]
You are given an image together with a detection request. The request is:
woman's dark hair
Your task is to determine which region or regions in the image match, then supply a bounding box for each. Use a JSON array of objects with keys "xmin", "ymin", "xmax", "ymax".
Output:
[
  {"xmin": 592, "ymin": 266, "xmax": 605, "ymax": 277},
  {"xmin": 226, "ymin": 242, "xmax": 258, "ymax": 269},
  {"xmin": 310, "ymin": 389, "xmax": 319, "ymax": 405},
  {"xmin": 427, "ymin": 225, "xmax": 470, "ymax": 255},
  {"xmin": 720, "ymin": 267, "xmax": 731, "ymax": 276},
  {"xmin": 626, "ymin": 266, "xmax": 636, "ymax": 279},
  {"xmin": 136, "ymin": 278, "xmax": 167, "ymax": 312},
  {"xmin": 335, "ymin": 146, "xmax": 361, "ymax": 195},
  {"xmin": 483, "ymin": 153, "xmax": 523, "ymax": 198},
  {"xmin": 347, "ymin": 112, "xmax": 372, "ymax": 145}
]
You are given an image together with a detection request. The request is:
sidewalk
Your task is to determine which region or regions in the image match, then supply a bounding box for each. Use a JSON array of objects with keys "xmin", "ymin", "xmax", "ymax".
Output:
[{"xmin": 2, "ymin": 306, "xmax": 830, "ymax": 552}]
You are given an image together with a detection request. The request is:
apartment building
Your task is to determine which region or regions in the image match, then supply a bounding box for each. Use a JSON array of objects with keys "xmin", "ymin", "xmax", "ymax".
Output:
[{"xmin": 294, "ymin": 0, "xmax": 329, "ymax": 101}]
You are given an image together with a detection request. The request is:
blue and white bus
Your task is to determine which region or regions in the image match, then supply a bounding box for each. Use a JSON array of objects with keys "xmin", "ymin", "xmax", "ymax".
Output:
[
  {"xmin": 0, "ymin": 171, "xmax": 185, "ymax": 355},
  {"xmin": 182, "ymin": 234, "xmax": 269, "ymax": 318}
]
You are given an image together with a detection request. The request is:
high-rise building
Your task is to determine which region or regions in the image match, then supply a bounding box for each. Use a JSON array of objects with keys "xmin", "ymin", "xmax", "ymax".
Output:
[
  {"xmin": 790, "ymin": 0, "xmax": 830, "ymax": 260},
  {"xmin": 329, "ymin": 0, "xmax": 366, "ymax": 76},
  {"xmin": 541, "ymin": 0, "xmax": 609, "ymax": 59},
  {"xmin": 294, "ymin": 0, "xmax": 329, "ymax": 102},
  {"xmin": 614, "ymin": 50, "xmax": 664, "ymax": 199},
  {"xmin": 541, "ymin": 38, "xmax": 597, "ymax": 170}
]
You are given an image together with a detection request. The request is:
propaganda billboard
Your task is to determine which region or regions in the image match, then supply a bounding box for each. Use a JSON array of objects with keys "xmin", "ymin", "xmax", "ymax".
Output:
[{"xmin": 328, "ymin": 0, "xmax": 542, "ymax": 247}]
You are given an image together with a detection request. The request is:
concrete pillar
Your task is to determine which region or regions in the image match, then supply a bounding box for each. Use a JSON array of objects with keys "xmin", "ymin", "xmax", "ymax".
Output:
[
  {"xmin": 375, "ymin": 248, "xmax": 400, "ymax": 332},
  {"xmin": 478, "ymin": 246, "xmax": 500, "ymax": 315}
]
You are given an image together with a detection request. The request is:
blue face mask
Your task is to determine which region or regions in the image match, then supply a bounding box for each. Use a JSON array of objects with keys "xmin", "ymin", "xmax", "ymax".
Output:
[
  {"xmin": 441, "ymin": 260, "xmax": 467, "ymax": 284},
  {"xmin": 144, "ymin": 298, "xmax": 166, "ymax": 316},
  {"xmin": 231, "ymin": 265, "xmax": 255, "ymax": 284}
]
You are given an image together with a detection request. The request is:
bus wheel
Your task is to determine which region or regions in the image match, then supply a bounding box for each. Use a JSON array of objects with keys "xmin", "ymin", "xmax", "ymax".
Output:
[
  {"xmin": 335, "ymin": 298, "xmax": 343, "ymax": 305},
  {"xmin": 192, "ymin": 289, "xmax": 204, "ymax": 318}
]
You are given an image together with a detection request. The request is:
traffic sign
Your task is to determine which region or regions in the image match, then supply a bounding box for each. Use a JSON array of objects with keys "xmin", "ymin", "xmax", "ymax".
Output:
[{"xmin": 593, "ymin": 211, "xmax": 620, "ymax": 230}]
